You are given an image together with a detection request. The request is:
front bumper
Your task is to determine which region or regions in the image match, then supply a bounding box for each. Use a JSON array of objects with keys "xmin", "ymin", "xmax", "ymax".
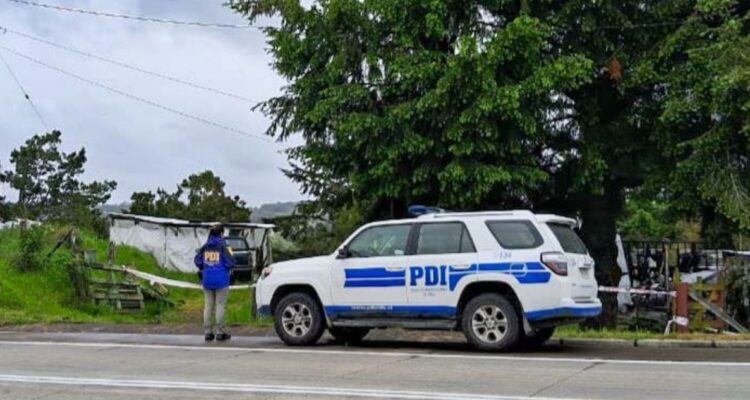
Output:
[
  {"xmin": 256, "ymin": 280, "xmax": 272, "ymax": 317},
  {"xmin": 258, "ymin": 304, "xmax": 272, "ymax": 317}
]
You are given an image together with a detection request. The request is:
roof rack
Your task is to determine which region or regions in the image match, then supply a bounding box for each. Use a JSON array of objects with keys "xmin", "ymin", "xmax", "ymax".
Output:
[{"xmin": 416, "ymin": 210, "xmax": 534, "ymax": 219}]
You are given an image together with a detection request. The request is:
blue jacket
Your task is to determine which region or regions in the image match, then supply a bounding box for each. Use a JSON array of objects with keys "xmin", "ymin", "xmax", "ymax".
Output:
[{"xmin": 194, "ymin": 236, "xmax": 236, "ymax": 290}]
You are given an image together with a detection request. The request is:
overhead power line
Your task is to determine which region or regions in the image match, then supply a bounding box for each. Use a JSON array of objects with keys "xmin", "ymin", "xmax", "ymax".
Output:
[
  {"xmin": 0, "ymin": 25, "xmax": 258, "ymax": 103},
  {"xmin": 0, "ymin": 45, "xmax": 276, "ymax": 145},
  {"xmin": 8, "ymin": 0, "xmax": 687, "ymax": 32},
  {"xmin": 6, "ymin": 0, "xmax": 262, "ymax": 29},
  {"xmin": 0, "ymin": 47, "xmax": 48, "ymax": 129}
]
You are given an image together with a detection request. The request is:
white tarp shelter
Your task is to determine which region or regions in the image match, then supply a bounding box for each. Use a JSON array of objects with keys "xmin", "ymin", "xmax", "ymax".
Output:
[
  {"xmin": 615, "ymin": 234, "xmax": 634, "ymax": 311},
  {"xmin": 108, "ymin": 213, "xmax": 274, "ymax": 273},
  {"xmin": 0, "ymin": 219, "xmax": 41, "ymax": 230}
]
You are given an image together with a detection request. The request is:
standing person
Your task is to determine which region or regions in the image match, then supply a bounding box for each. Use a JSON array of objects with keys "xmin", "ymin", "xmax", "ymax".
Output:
[{"xmin": 194, "ymin": 225, "xmax": 235, "ymax": 341}]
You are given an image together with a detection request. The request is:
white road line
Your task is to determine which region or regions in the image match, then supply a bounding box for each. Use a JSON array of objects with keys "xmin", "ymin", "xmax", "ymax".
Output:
[
  {"xmin": 1, "ymin": 340, "xmax": 750, "ymax": 367},
  {"xmin": 0, "ymin": 373, "xmax": 586, "ymax": 400}
]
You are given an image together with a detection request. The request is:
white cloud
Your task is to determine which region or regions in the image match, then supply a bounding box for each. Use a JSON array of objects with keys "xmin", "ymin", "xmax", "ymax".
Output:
[{"xmin": 0, "ymin": 0, "xmax": 305, "ymax": 206}]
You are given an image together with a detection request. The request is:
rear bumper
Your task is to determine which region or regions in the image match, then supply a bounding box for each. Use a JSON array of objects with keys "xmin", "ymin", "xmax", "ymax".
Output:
[{"xmin": 525, "ymin": 299, "xmax": 602, "ymax": 322}]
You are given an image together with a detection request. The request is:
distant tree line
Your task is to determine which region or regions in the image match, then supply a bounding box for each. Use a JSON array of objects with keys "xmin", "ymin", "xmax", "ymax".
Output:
[
  {"xmin": 1, "ymin": 131, "xmax": 116, "ymax": 235},
  {"xmin": 127, "ymin": 170, "xmax": 251, "ymax": 222},
  {"xmin": 1, "ymin": 131, "xmax": 253, "ymax": 235}
]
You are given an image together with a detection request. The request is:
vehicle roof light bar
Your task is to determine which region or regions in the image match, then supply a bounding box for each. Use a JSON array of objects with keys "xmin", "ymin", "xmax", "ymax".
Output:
[{"xmin": 407, "ymin": 205, "xmax": 445, "ymax": 217}]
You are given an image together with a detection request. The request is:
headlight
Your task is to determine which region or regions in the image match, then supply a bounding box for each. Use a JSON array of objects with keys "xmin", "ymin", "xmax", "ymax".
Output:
[{"xmin": 260, "ymin": 267, "xmax": 273, "ymax": 279}]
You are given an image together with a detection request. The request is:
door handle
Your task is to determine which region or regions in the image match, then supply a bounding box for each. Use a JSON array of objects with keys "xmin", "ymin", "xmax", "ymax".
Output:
[
  {"xmin": 385, "ymin": 266, "xmax": 405, "ymax": 272},
  {"xmin": 452, "ymin": 264, "xmax": 472, "ymax": 270}
]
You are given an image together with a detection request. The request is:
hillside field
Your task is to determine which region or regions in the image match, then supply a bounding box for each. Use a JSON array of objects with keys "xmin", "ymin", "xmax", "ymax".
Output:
[{"xmin": 0, "ymin": 226, "xmax": 265, "ymax": 328}]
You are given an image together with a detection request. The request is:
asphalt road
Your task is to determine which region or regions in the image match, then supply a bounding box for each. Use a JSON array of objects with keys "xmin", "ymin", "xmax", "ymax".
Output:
[{"xmin": 1, "ymin": 331, "xmax": 749, "ymax": 400}]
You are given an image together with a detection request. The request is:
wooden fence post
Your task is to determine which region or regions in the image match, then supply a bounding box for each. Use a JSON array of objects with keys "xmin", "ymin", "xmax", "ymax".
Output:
[{"xmin": 675, "ymin": 282, "xmax": 690, "ymax": 334}]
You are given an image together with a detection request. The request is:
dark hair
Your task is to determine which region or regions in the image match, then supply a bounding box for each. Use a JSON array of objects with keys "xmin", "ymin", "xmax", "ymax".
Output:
[{"xmin": 209, "ymin": 225, "xmax": 224, "ymax": 238}]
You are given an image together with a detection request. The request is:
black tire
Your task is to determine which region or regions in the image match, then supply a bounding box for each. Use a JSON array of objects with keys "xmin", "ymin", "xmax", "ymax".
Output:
[
  {"xmin": 461, "ymin": 293, "xmax": 521, "ymax": 352},
  {"xmin": 329, "ymin": 327, "xmax": 370, "ymax": 344},
  {"xmin": 520, "ymin": 327, "xmax": 555, "ymax": 350},
  {"xmin": 274, "ymin": 292, "xmax": 325, "ymax": 346}
]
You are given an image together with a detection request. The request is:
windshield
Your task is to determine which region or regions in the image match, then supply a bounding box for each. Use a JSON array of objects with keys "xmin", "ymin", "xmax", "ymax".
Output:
[{"xmin": 225, "ymin": 237, "xmax": 249, "ymax": 251}]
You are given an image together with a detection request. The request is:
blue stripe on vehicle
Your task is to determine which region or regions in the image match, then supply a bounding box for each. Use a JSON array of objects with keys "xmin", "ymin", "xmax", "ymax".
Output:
[
  {"xmin": 258, "ymin": 305, "xmax": 271, "ymax": 317},
  {"xmin": 323, "ymin": 305, "xmax": 600, "ymax": 320},
  {"xmin": 344, "ymin": 278, "xmax": 406, "ymax": 288},
  {"xmin": 345, "ymin": 262, "xmax": 552, "ymax": 291},
  {"xmin": 325, "ymin": 305, "xmax": 457, "ymax": 317},
  {"xmin": 449, "ymin": 262, "xmax": 551, "ymax": 290},
  {"xmin": 525, "ymin": 306, "xmax": 602, "ymax": 321},
  {"xmin": 512, "ymin": 271, "xmax": 552, "ymax": 284},
  {"xmin": 345, "ymin": 267, "xmax": 406, "ymax": 279},
  {"xmin": 526, "ymin": 263, "xmax": 547, "ymax": 271}
]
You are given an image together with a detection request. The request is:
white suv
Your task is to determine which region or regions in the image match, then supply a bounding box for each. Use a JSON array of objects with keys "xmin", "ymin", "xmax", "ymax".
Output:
[{"xmin": 256, "ymin": 210, "xmax": 601, "ymax": 351}]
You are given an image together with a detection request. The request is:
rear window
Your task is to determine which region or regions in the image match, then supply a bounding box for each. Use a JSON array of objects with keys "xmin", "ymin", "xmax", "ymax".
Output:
[
  {"xmin": 547, "ymin": 223, "xmax": 588, "ymax": 254},
  {"xmin": 485, "ymin": 220, "xmax": 543, "ymax": 249}
]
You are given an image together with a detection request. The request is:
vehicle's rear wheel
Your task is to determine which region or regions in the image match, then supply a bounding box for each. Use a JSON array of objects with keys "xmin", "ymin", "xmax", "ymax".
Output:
[
  {"xmin": 461, "ymin": 293, "xmax": 521, "ymax": 352},
  {"xmin": 520, "ymin": 327, "xmax": 555, "ymax": 350},
  {"xmin": 329, "ymin": 327, "xmax": 370, "ymax": 344},
  {"xmin": 274, "ymin": 292, "xmax": 325, "ymax": 346}
]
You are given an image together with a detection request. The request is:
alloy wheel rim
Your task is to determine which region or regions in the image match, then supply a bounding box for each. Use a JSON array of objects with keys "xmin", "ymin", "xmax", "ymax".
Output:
[
  {"xmin": 281, "ymin": 303, "xmax": 313, "ymax": 337},
  {"xmin": 471, "ymin": 305, "xmax": 508, "ymax": 343}
]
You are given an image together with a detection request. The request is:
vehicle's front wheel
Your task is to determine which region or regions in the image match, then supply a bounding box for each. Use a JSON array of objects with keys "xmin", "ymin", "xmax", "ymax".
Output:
[
  {"xmin": 274, "ymin": 292, "xmax": 325, "ymax": 346},
  {"xmin": 461, "ymin": 293, "xmax": 521, "ymax": 352},
  {"xmin": 329, "ymin": 327, "xmax": 370, "ymax": 344}
]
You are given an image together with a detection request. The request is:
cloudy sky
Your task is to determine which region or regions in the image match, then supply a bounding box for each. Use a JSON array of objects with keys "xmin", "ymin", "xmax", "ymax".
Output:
[{"xmin": 0, "ymin": 0, "xmax": 305, "ymax": 207}]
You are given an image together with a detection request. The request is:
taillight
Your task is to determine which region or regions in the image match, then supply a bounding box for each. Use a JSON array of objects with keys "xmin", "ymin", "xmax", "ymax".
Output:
[{"xmin": 541, "ymin": 252, "xmax": 568, "ymax": 276}]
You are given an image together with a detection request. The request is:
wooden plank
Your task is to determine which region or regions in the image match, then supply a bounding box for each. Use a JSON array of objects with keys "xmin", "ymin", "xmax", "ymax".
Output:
[{"xmin": 689, "ymin": 289, "xmax": 749, "ymax": 333}]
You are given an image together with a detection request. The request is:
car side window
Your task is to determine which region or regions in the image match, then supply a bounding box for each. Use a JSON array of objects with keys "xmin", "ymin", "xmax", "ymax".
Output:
[
  {"xmin": 486, "ymin": 220, "xmax": 543, "ymax": 249},
  {"xmin": 416, "ymin": 222, "xmax": 476, "ymax": 255},
  {"xmin": 347, "ymin": 224, "xmax": 412, "ymax": 258}
]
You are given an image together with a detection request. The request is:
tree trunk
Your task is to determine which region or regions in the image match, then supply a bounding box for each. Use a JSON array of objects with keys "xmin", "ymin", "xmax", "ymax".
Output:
[
  {"xmin": 579, "ymin": 184, "xmax": 622, "ymax": 328},
  {"xmin": 700, "ymin": 206, "xmax": 736, "ymax": 249}
]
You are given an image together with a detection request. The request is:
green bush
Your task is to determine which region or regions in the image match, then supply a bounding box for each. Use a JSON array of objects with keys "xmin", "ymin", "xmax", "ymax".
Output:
[
  {"xmin": 14, "ymin": 225, "xmax": 46, "ymax": 272},
  {"xmin": 726, "ymin": 267, "xmax": 750, "ymax": 327}
]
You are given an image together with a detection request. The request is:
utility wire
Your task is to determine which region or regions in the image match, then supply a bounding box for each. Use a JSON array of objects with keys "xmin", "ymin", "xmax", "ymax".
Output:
[
  {"xmin": 6, "ymin": 0, "xmax": 262, "ymax": 30},
  {"xmin": 0, "ymin": 25, "xmax": 258, "ymax": 103},
  {"xmin": 8, "ymin": 0, "xmax": 688, "ymax": 32},
  {"xmin": 0, "ymin": 47, "xmax": 48, "ymax": 129},
  {"xmin": 8, "ymin": 0, "xmax": 688, "ymax": 33},
  {"xmin": 0, "ymin": 45, "xmax": 276, "ymax": 145}
]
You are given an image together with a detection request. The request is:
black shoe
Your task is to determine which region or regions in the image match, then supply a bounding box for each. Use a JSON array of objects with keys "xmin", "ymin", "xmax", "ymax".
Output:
[
  {"xmin": 205, "ymin": 333, "xmax": 215, "ymax": 341},
  {"xmin": 216, "ymin": 333, "xmax": 231, "ymax": 341}
]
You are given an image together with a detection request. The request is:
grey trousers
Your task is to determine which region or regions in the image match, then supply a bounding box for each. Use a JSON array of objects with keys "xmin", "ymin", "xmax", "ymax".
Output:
[{"xmin": 203, "ymin": 288, "xmax": 229, "ymax": 335}]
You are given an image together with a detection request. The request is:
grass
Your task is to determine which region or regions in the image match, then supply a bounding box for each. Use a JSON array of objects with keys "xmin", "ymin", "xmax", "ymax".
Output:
[
  {"xmin": 554, "ymin": 324, "xmax": 750, "ymax": 341},
  {"xmin": 0, "ymin": 226, "xmax": 270, "ymax": 328}
]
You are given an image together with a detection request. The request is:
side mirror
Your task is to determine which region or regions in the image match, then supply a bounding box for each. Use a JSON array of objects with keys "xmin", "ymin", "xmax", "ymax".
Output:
[{"xmin": 336, "ymin": 248, "xmax": 349, "ymax": 259}]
